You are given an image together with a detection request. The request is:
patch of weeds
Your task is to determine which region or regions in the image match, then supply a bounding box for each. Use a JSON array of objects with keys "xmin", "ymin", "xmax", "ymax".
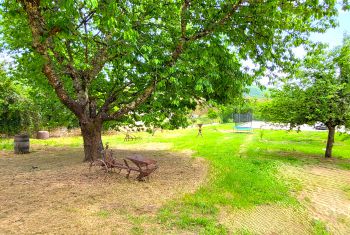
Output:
[
  {"xmin": 128, "ymin": 215, "xmax": 146, "ymax": 235},
  {"xmin": 282, "ymin": 175, "xmax": 303, "ymax": 194},
  {"xmin": 336, "ymin": 162, "xmax": 350, "ymax": 170},
  {"xmin": 259, "ymin": 129, "xmax": 265, "ymax": 140},
  {"xmin": 304, "ymin": 196, "xmax": 312, "ymax": 204},
  {"xmin": 233, "ymin": 228, "xmax": 253, "ymax": 235},
  {"xmin": 0, "ymin": 138, "xmax": 12, "ymax": 150},
  {"xmin": 130, "ymin": 226, "xmax": 144, "ymax": 235},
  {"xmin": 64, "ymin": 207, "xmax": 78, "ymax": 213},
  {"xmin": 95, "ymin": 210, "xmax": 110, "ymax": 219},
  {"xmin": 158, "ymin": 201, "xmax": 227, "ymax": 234},
  {"xmin": 342, "ymin": 186, "xmax": 350, "ymax": 200},
  {"xmin": 312, "ymin": 219, "xmax": 330, "ymax": 235},
  {"xmin": 336, "ymin": 215, "xmax": 348, "ymax": 224}
]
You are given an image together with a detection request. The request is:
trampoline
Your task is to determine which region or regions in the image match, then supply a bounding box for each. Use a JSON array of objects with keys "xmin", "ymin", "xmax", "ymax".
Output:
[{"xmin": 233, "ymin": 112, "xmax": 253, "ymax": 133}]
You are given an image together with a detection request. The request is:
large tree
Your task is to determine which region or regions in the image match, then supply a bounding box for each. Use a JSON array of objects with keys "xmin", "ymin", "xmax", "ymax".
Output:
[
  {"xmin": 0, "ymin": 0, "xmax": 346, "ymax": 161},
  {"xmin": 261, "ymin": 39, "xmax": 350, "ymax": 158}
]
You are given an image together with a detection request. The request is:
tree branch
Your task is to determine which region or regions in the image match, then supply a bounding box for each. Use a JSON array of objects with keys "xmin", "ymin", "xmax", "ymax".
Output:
[
  {"xmin": 181, "ymin": 0, "xmax": 190, "ymax": 39},
  {"xmin": 85, "ymin": 38, "xmax": 129, "ymax": 83},
  {"xmin": 168, "ymin": 0, "xmax": 245, "ymax": 66},
  {"xmin": 79, "ymin": 9, "xmax": 89, "ymax": 64},
  {"xmin": 76, "ymin": 10, "xmax": 96, "ymax": 30},
  {"xmin": 46, "ymin": 38, "xmax": 85, "ymax": 98},
  {"xmin": 19, "ymin": 0, "xmax": 82, "ymax": 117},
  {"xmin": 97, "ymin": 81, "xmax": 134, "ymax": 117},
  {"xmin": 188, "ymin": 0, "xmax": 246, "ymax": 41},
  {"xmin": 168, "ymin": 0, "xmax": 190, "ymax": 66},
  {"xmin": 86, "ymin": 45, "xmax": 109, "ymax": 80},
  {"xmin": 102, "ymin": 80, "xmax": 157, "ymax": 121}
]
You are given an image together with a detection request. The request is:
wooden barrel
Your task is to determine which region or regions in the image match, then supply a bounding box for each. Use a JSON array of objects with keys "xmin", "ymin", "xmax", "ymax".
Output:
[
  {"xmin": 37, "ymin": 131, "xmax": 49, "ymax": 139},
  {"xmin": 14, "ymin": 134, "xmax": 30, "ymax": 154}
]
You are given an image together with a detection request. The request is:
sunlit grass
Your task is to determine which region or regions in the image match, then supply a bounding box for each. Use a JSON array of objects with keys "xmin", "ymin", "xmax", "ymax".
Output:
[
  {"xmin": 256, "ymin": 129, "xmax": 350, "ymax": 159},
  {"xmin": 0, "ymin": 138, "xmax": 12, "ymax": 150},
  {"xmin": 153, "ymin": 126, "xmax": 298, "ymax": 233}
]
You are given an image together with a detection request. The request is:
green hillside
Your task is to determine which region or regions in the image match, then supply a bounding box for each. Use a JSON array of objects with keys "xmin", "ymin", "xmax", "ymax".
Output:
[{"xmin": 245, "ymin": 85, "xmax": 267, "ymax": 98}]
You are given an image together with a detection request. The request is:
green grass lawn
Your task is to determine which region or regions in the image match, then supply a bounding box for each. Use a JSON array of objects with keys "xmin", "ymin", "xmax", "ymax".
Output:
[
  {"xmin": 255, "ymin": 129, "xmax": 350, "ymax": 159},
  {"xmin": 1, "ymin": 124, "xmax": 350, "ymax": 234},
  {"xmin": 155, "ymin": 127, "xmax": 299, "ymax": 234}
]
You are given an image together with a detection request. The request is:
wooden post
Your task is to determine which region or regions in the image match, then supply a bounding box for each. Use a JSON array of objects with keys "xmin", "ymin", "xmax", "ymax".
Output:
[{"xmin": 197, "ymin": 124, "xmax": 203, "ymax": 137}]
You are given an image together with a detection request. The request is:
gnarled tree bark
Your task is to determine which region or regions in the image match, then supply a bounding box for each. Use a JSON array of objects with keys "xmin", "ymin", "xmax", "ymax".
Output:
[{"xmin": 80, "ymin": 120, "xmax": 103, "ymax": 162}]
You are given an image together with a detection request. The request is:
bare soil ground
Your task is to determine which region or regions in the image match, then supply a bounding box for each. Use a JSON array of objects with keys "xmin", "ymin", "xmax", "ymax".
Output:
[
  {"xmin": 0, "ymin": 145, "xmax": 207, "ymax": 234},
  {"xmin": 281, "ymin": 164, "xmax": 350, "ymax": 235}
]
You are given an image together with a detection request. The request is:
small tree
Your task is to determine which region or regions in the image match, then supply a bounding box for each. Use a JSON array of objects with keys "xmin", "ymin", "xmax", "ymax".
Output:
[{"xmin": 261, "ymin": 40, "xmax": 350, "ymax": 158}]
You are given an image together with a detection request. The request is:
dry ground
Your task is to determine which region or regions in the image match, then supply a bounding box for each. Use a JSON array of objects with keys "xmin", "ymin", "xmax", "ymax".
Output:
[
  {"xmin": 1, "ymin": 138, "xmax": 350, "ymax": 234},
  {"xmin": 281, "ymin": 164, "xmax": 350, "ymax": 235},
  {"xmin": 0, "ymin": 145, "xmax": 207, "ymax": 234},
  {"xmin": 220, "ymin": 204, "xmax": 312, "ymax": 235}
]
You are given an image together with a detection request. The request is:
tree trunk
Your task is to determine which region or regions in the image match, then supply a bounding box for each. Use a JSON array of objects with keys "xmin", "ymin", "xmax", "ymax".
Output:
[
  {"xmin": 325, "ymin": 125, "xmax": 335, "ymax": 158},
  {"xmin": 80, "ymin": 120, "xmax": 103, "ymax": 162}
]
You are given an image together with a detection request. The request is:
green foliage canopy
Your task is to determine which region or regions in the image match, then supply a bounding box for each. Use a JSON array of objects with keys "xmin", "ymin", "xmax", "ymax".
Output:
[
  {"xmin": 261, "ymin": 39, "xmax": 350, "ymax": 129},
  {"xmin": 0, "ymin": 0, "xmax": 346, "ymax": 127}
]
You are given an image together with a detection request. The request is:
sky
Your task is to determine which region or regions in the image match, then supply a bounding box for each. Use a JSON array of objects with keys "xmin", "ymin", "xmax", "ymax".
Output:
[
  {"xmin": 291, "ymin": 8, "xmax": 350, "ymax": 57},
  {"xmin": 259, "ymin": 8, "xmax": 350, "ymax": 85},
  {"xmin": 310, "ymin": 8, "xmax": 350, "ymax": 48}
]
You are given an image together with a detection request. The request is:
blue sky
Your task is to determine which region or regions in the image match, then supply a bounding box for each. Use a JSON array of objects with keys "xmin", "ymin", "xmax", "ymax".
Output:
[
  {"xmin": 261, "ymin": 9, "xmax": 350, "ymax": 85},
  {"xmin": 310, "ymin": 8, "xmax": 350, "ymax": 48}
]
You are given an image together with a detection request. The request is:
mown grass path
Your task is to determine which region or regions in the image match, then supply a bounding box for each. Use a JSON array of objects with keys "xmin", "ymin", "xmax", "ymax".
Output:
[
  {"xmin": 238, "ymin": 133, "xmax": 254, "ymax": 157},
  {"xmin": 218, "ymin": 133, "xmax": 312, "ymax": 235}
]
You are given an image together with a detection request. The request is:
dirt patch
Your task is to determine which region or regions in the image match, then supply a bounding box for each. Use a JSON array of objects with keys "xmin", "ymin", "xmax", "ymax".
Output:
[
  {"xmin": 219, "ymin": 205, "xmax": 312, "ymax": 234},
  {"xmin": 0, "ymin": 146, "xmax": 207, "ymax": 234},
  {"xmin": 281, "ymin": 164, "xmax": 350, "ymax": 234}
]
